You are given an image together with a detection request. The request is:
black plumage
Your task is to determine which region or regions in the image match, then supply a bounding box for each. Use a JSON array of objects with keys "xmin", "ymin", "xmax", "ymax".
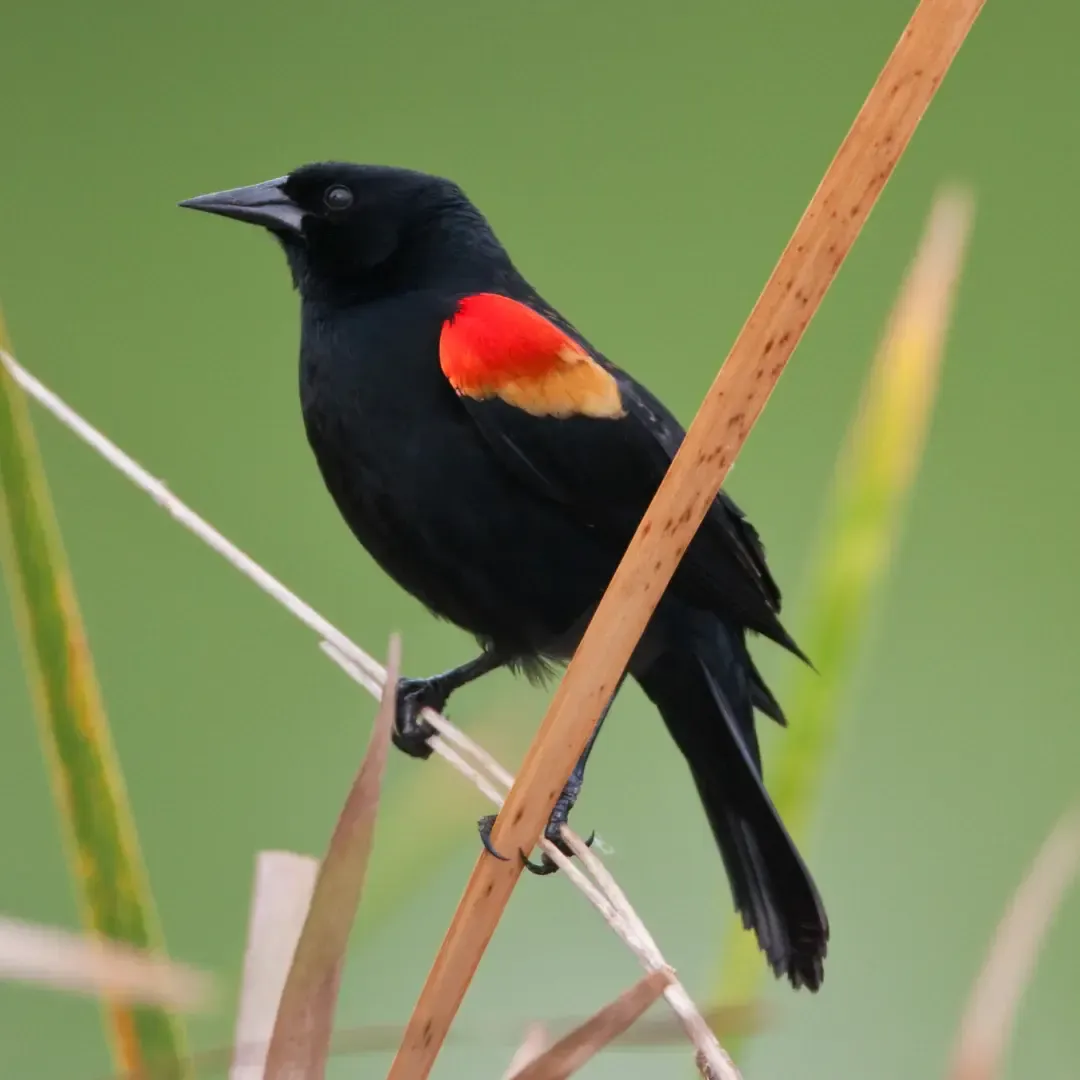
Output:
[{"xmin": 180, "ymin": 162, "xmax": 829, "ymax": 989}]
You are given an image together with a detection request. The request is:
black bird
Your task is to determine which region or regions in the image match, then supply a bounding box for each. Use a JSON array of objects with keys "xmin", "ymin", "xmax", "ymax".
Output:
[{"xmin": 180, "ymin": 163, "xmax": 829, "ymax": 989}]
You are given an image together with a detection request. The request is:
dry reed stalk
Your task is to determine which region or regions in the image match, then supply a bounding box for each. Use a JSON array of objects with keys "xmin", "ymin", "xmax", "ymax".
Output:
[{"xmin": 387, "ymin": 3, "xmax": 986, "ymax": 1078}]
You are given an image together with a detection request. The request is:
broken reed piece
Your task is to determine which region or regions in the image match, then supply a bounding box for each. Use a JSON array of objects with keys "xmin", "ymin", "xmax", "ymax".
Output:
[
  {"xmin": 509, "ymin": 970, "xmax": 674, "ymax": 1080},
  {"xmin": 230, "ymin": 852, "xmax": 319, "ymax": 1080},
  {"xmin": 502, "ymin": 1024, "xmax": 551, "ymax": 1080},
  {"xmin": 385, "ymin": 2, "xmax": 989, "ymax": 1079}
]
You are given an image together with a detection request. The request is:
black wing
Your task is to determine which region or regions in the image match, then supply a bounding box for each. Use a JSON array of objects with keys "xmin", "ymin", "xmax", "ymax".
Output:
[{"xmin": 448, "ymin": 296, "xmax": 803, "ymax": 658}]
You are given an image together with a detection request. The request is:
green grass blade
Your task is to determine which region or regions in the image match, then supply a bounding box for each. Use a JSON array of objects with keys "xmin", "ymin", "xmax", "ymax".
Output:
[
  {"xmin": 711, "ymin": 189, "xmax": 975, "ymax": 1049},
  {"xmin": 0, "ymin": 319, "xmax": 191, "ymax": 1077}
]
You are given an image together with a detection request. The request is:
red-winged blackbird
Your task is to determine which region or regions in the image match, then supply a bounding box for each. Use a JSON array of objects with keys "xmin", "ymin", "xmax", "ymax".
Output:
[{"xmin": 181, "ymin": 163, "xmax": 829, "ymax": 989}]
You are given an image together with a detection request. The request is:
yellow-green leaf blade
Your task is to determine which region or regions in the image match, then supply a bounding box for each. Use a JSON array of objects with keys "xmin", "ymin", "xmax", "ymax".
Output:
[
  {"xmin": 712, "ymin": 189, "xmax": 975, "ymax": 1048},
  {"xmin": 0, "ymin": 324, "xmax": 190, "ymax": 1077}
]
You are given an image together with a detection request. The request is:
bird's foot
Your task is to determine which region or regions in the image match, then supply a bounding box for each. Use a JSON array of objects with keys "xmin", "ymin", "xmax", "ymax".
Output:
[
  {"xmin": 523, "ymin": 798, "xmax": 595, "ymax": 876},
  {"xmin": 392, "ymin": 677, "xmax": 446, "ymax": 760},
  {"xmin": 476, "ymin": 797, "xmax": 594, "ymax": 876}
]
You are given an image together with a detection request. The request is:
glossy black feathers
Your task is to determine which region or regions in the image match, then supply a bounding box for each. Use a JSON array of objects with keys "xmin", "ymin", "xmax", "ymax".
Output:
[{"xmin": 182, "ymin": 161, "xmax": 830, "ymax": 988}]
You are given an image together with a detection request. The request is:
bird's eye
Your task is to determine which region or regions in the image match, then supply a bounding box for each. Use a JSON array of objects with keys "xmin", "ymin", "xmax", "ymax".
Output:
[{"xmin": 324, "ymin": 184, "xmax": 354, "ymax": 211}]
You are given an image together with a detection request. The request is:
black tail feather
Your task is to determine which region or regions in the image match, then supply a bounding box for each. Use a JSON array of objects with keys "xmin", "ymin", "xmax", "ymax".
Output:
[
  {"xmin": 636, "ymin": 633, "xmax": 829, "ymax": 990},
  {"xmin": 742, "ymin": 646, "xmax": 787, "ymax": 727}
]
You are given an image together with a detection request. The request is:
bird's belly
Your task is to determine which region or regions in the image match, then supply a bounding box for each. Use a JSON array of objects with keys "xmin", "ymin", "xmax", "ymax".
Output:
[{"xmin": 303, "ymin": 400, "xmax": 614, "ymax": 653}]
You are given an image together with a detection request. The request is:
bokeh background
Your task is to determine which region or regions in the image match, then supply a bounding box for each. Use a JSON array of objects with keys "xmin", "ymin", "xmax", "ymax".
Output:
[{"xmin": 2, "ymin": 0, "xmax": 1077, "ymax": 1077}]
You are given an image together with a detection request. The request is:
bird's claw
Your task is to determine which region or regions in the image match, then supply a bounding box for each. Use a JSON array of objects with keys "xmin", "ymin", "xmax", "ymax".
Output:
[
  {"xmin": 477, "ymin": 803, "xmax": 594, "ymax": 875},
  {"xmin": 523, "ymin": 824, "xmax": 595, "ymax": 876},
  {"xmin": 477, "ymin": 814, "xmax": 510, "ymax": 861},
  {"xmin": 392, "ymin": 677, "xmax": 445, "ymax": 760}
]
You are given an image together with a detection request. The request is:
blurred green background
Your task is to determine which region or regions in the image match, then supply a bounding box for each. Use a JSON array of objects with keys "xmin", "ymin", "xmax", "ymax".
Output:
[{"xmin": 1, "ymin": 0, "xmax": 1077, "ymax": 1077}]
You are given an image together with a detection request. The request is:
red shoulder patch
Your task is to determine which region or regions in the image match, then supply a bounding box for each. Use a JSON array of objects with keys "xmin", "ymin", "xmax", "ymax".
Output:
[{"xmin": 439, "ymin": 293, "xmax": 624, "ymax": 419}]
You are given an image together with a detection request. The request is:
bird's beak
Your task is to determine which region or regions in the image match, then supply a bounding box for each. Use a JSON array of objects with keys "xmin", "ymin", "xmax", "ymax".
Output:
[{"xmin": 178, "ymin": 177, "xmax": 305, "ymax": 236}]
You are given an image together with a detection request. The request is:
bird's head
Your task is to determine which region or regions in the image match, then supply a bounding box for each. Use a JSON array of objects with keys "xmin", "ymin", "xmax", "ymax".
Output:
[{"xmin": 180, "ymin": 162, "xmax": 503, "ymax": 302}]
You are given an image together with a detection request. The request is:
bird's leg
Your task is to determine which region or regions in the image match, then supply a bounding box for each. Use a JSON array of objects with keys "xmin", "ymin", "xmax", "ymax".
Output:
[
  {"xmin": 478, "ymin": 677, "xmax": 623, "ymax": 873},
  {"xmin": 393, "ymin": 649, "xmax": 507, "ymax": 760}
]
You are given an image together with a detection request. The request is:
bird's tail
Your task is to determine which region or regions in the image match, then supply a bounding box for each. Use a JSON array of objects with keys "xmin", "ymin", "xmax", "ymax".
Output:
[{"xmin": 636, "ymin": 630, "xmax": 829, "ymax": 990}]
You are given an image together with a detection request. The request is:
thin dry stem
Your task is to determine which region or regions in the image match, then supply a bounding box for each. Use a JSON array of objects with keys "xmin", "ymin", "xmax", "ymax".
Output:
[
  {"xmin": 105, "ymin": 999, "xmax": 764, "ymax": 1080},
  {"xmin": 422, "ymin": 704, "xmax": 515, "ymax": 789},
  {"xmin": 0, "ymin": 352, "xmax": 385, "ymax": 690},
  {"xmin": 321, "ymin": 642, "xmax": 511, "ymax": 807},
  {"xmin": 946, "ymin": 806, "xmax": 1080, "ymax": 1080},
  {"xmin": 387, "ymin": 3, "xmax": 986, "ymax": 1077}
]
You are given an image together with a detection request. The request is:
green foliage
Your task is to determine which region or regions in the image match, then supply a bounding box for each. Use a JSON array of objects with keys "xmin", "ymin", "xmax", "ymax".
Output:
[{"xmin": 0, "ymin": 324, "xmax": 191, "ymax": 1078}]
